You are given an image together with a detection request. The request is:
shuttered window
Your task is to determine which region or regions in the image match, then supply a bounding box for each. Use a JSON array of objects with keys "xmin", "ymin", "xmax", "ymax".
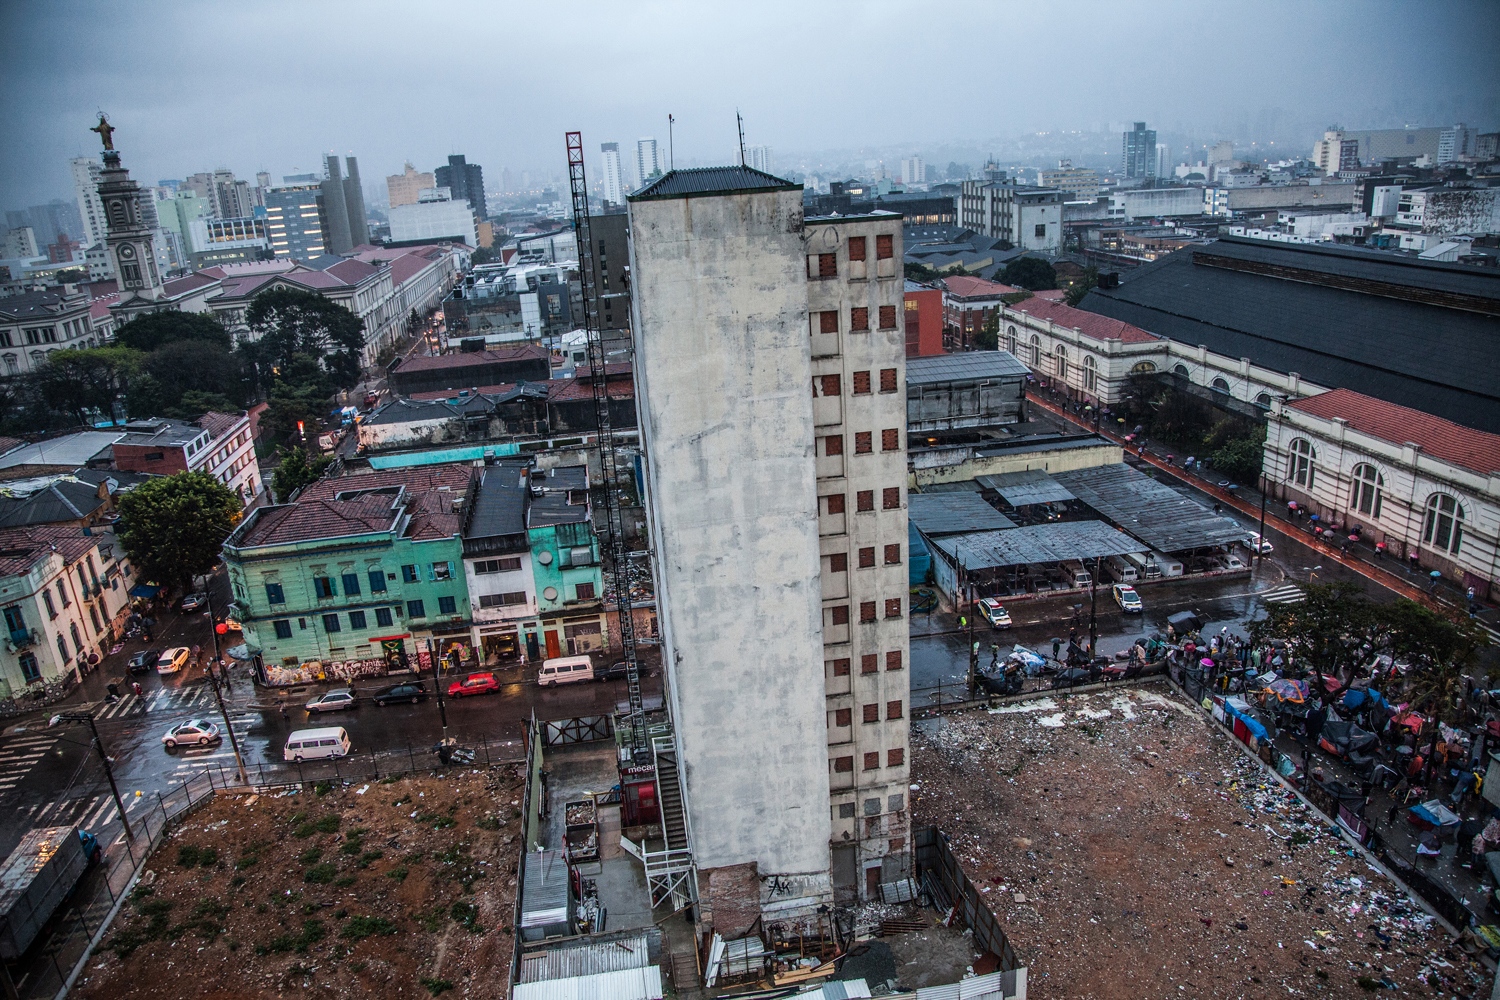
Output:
[
  {"xmin": 830, "ymin": 605, "xmax": 850, "ymax": 625},
  {"xmin": 879, "ymin": 305, "xmax": 897, "ymax": 329},
  {"xmin": 825, "ymin": 493, "xmax": 845, "ymax": 514},
  {"xmin": 856, "ymin": 490, "xmax": 874, "ymax": 511},
  {"xmin": 859, "ymin": 601, "xmax": 876, "ymax": 623},
  {"xmin": 831, "ymin": 657, "xmax": 851, "ymax": 676},
  {"xmin": 854, "ymin": 432, "xmax": 872, "ymax": 453},
  {"xmin": 858, "ymin": 547, "xmax": 875, "ymax": 568},
  {"xmin": 885, "ymin": 598, "xmax": 902, "ymax": 619},
  {"xmin": 886, "ymin": 650, "xmax": 903, "ymax": 670},
  {"xmin": 882, "ymin": 429, "xmax": 900, "ymax": 451},
  {"xmin": 819, "ymin": 374, "xmax": 841, "ymax": 396},
  {"xmin": 863, "ymin": 704, "xmax": 879, "ymax": 723},
  {"xmin": 851, "ymin": 307, "xmax": 869, "ymax": 331},
  {"xmin": 883, "ymin": 487, "xmax": 900, "ymax": 509},
  {"xmin": 861, "ymin": 654, "xmax": 878, "ymax": 674},
  {"xmin": 829, "ymin": 552, "xmax": 847, "ymax": 572},
  {"xmin": 884, "ymin": 543, "xmax": 901, "ymax": 564},
  {"xmin": 848, "ymin": 236, "xmax": 867, "ymax": 261},
  {"xmin": 880, "ymin": 368, "xmax": 897, "ymax": 392},
  {"xmin": 888, "ymin": 748, "xmax": 905, "ymax": 767},
  {"xmin": 819, "ymin": 310, "xmax": 839, "ymax": 333},
  {"xmin": 825, "ymin": 434, "xmax": 843, "ymax": 455}
]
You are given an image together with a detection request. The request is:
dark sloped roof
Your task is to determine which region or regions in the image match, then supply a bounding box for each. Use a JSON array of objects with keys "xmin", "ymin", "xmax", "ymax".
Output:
[
  {"xmin": 1051, "ymin": 463, "xmax": 1248, "ymax": 553},
  {"xmin": 464, "ymin": 461, "xmax": 528, "ymax": 540},
  {"xmin": 628, "ymin": 166, "xmax": 800, "ymax": 202},
  {"xmin": 1079, "ymin": 239, "xmax": 1500, "ymax": 433},
  {"xmin": 908, "ymin": 493, "xmax": 1016, "ymax": 537},
  {"xmin": 907, "ymin": 351, "xmax": 1030, "ymax": 387}
]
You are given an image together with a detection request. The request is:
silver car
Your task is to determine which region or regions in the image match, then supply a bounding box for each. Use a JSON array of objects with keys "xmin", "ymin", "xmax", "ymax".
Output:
[
  {"xmin": 162, "ymin": 718, "xmax": 221, "ymax": 749},
  {"xmin": 305, "ymin": 688, "xmax": 357, "ymax": 714}
]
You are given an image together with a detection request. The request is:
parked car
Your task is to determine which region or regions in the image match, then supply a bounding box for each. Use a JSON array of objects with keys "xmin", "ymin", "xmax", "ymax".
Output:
[
  {"xmin": 127, "ymin": 649, "xmax": 160, "ymax": 674},
  {"xmin": 448, "ymin": 672, "xmax": 500, "ymax": 698},
  {"xmin": 1112, "ymin": 584, "xmax": 1143, "ymax": 613},
  {"xmin": 304, "ymin": 688, "xmax": 357, "ymax": 714},
  {"xmin": 371, "ymin": 681, "xmax": 427, "ymax": 706},
  {"xmin": 161, "ymin": 718, "xmax": 220, "ymax": 749},
  {"xmin": 156, "ymin": 646, "xmax": 191, "ymax": 674},
  {"xmin": 978, "ymin": 598, "xmax": 1012, "ymax": 629},
  {"xmin": 597, "ymin": 660, "xmax": 631, "ymax": 682},
  {"xmin": 1247, "ymin": 532, "xmax": 1274, "ymax": 554},
  {"xmin": 180, "ymin": 592, "xmax": 208, "ymax": 612}
]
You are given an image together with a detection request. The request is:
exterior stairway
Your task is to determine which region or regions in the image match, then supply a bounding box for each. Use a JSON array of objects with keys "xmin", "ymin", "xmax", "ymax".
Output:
[{"xmin": 653, "ymin": 737, "xmax": 690, "ymax": 852}]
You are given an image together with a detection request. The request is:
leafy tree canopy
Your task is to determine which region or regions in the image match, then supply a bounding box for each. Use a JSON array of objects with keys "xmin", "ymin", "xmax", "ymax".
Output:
[
  {"xmin": 271, "ymin": 446, "xmax": 334, "ymax": 503},
  {"xmin": 1000, "ymin": 257, "xmax": 1057, "ymax": 291},
  {"xmin": 245, "ymin": 287, "xmax": 365, "ymax": 389},
  {"xmin": 115, "ymin": 471, "xmax": 242, "ymax": 593},
  {"xmin": 113, "ymin": 310, "xmax": 231, "ymax": 353},
  {"xmin": 1064, "ymin": 265, "xmax": 1099, "ymax": 307},
  {"xmin": 31, "ymin": 347, "xmax": 143, "ymax": 427},
  {"xmin": 975, "ymin": 309, "xmax": 999, "ymax": 351}
]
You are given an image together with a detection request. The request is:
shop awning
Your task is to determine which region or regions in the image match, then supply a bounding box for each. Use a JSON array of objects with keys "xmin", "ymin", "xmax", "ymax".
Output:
[{"xmin": 128, "ymin": 584, "xmax": 161, "ymax": 598}]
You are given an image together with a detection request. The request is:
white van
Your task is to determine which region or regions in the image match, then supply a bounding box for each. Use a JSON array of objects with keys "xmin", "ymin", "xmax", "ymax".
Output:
[
  {"xmin": 284, "ymin": 727, "xmax": 351, "ymax": 762},
  {"xmin": 1105, "ymin": 555, "xmax": 1138, "ymax": 584},
  {"xmin": 1125, "ymin": 551, "xmax": 1158, "ymax": 580},
  {"xmin": 538, "ymin": 655, "xmax": 595, "ymax": 687},
  {"xmin": 1150, "ymin": 551, "xmax": 1184, "ymax": 578}
]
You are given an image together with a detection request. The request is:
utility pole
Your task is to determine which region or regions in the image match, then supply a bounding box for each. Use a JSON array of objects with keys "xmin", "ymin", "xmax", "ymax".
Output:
[
  {"xmin": 427, "ymin": 637, "xmax": 448, "ymax": 739},
  {"xmin": 1256, "ymin": 477, "xmax": 1269, "ymax": 566},
  {"xmin": 52, "ymin": 712, "xmax": 132, "ymax": 843},
  {"xmin": 202, "ymin": 590, "xmax": 247, "ymax": 784},
  {"xmin": 1088, "ymin": 556, "xmax": 1100, "ymax": 661}
]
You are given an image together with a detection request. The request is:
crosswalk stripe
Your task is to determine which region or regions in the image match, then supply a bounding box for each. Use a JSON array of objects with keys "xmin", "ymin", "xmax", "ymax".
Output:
[{"xmin": 1261, "ymin": 584, "xmax": 1306, "ymax": 604}]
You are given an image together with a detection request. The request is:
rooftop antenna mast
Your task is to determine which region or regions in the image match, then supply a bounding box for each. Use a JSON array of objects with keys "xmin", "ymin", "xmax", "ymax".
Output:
[
  {"xmin": 737, "ymin": 110, "xmax": 746, "ymax": 167},
  {"xmin": 667, "ymin": 114, "xmax": 675, "ymax": 170},
  {"xmin": 565, "ymin": 131, "xmax": 647, "ymax": 759}
]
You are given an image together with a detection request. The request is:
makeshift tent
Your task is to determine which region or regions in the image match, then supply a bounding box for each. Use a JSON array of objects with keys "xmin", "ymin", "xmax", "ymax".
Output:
[{"xmin": 1267, "ymin": 679, "xmax": 1310, "ymax": 704}]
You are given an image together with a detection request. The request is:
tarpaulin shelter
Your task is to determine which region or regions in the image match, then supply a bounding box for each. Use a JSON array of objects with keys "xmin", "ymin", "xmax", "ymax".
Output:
[{"xmin": 1267, "ymin": 679, "xmax": 1310, "ymax": 704}]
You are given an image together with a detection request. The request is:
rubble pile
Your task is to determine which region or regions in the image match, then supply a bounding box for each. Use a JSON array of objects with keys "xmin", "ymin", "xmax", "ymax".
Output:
[{"xmin": 910, "ymin": 688, "xmax": 1492, "ymax": 998}]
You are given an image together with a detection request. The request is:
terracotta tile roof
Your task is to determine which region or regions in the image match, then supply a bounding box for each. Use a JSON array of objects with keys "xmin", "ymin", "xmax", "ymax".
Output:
[
  {"xmin": 408, "ymin": 383, "xmax": 515, "ymax": 401},
  {"xmin": 1008, "ymin": 296, "xmax": 1158, "ymax": 344},
  {"xmin": 0, "ymin": 525, "xmax": 102, "ymax": 578},
  {"xmin": 939, "ymin": 275, "xmax": 1022, "ymax": 300},
  {"xmin": 89, "ymin": 294, "xmax": 118, "ymax": 320},
  {"xmin": 299, "ymin": 465, "xmax": 475, "ymax": 541},
  {"xmin": 1286, "ymin": 388, "xmax": 1500, "ymax": 475},
  {"xmin": 161, "ymin": 272, "xmax": 221, "ymax": 297},
  {"xmin": 547, "ymin": 376, "xmax": 635, "ymax": 403},
  {"xmin": 388, "ymin": 253, "xmax": 436, "ymax": 288},
  {"xmin": 394, "ymin": 345, "xmax": 548, "ymax": 373},
  {"xmin": 196, "ymin": 411, "xmax": 244, "ymax": 440},
  {"xmin": 1034, "ymin": 288, "xmax": 1067, "ymax": 301},
  {"xmin": 238, "ymin": 495, "xmax": 399, "ymax": 546},
  {"xmin": 0, "ymin": 437, "xmax": 23, "ymax": 457}
]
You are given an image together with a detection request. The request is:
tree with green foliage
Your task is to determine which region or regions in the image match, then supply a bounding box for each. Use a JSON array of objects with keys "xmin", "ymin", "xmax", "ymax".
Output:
[
  {"xmin": 1064, "ymin": 265, "xmax": 1099, "ymax": 306},
  {"xmin": 112, "ymin": 310, "xmax": 231, "ymax": 353},
  {"xmin": 245, "ymin": 287, "xmax": 366, "ymax": 389},
  {"xmin": 1000, "ymin": 257, "xmax": 1057, "ymax": 291},
  {"xmin": 1209, "ymin": 432, "xmax": 1268, "ymax": 485},
  {"xmin": 271, "ymin": 446, "xmax": 335, "ymax": 503},
  {"xmin": 1247, "ymin": 582, "xmax": 1380, "ymax": 691},
  {"xmin": 259, "ymin": 374, "xmax": 334, "ymax": 449},
  {"xmin": 1383, "ymin": 599, "xmax": 1488, "ymax": 782},
  {"xmin": 975, "ymin": 309, "xmax": 1000, "ymax": 350},
  {"xmin": 30, "ymin": 347, "xmax": 144, "ymax": 427},
  {"xmin": 127, "ymin": 339, "xmax": 252, "ymax": 418},
  {"xmin": 115, "ymin": 472, "xmax": 242, "ymax": 593}
]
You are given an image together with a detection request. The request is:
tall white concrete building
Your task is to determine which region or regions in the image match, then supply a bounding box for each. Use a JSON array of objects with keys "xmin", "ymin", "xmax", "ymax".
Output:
[
  {"xmin": 900, "ymin": 156, "xmax": 925, "ymax": 187},
  {"xmin": 628, "ymin": 167, "xmax": 909, "ymax": 936},
  {"xmin": 636, "ymin": 137, "xmax": 660, "ymax": 186},
  {"xmin": 599, "ymin": 142, "xmax": 627, "ymax": 205},
  {"xmin": 69, "ymin": 156, "xmax": 107, "ymax": 249},
  {"xmin": 745, "ymin": 144, "xmax": 772, "ymax": 173}
]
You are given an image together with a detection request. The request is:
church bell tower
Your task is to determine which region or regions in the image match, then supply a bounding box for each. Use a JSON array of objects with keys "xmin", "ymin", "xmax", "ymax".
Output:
[{"xmin": 91, "ymin": 115, "xmax": 163, "ymax": 302}]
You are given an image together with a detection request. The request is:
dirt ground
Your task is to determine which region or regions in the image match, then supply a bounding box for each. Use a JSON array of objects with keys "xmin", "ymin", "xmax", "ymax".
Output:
[
  {"xmin": 911, "ymin": 684, "xmax": 1493, "ymax": 999},
  {"xmin": 73, "ymin": 767, "xmax": 525, "ymax": 1000}
]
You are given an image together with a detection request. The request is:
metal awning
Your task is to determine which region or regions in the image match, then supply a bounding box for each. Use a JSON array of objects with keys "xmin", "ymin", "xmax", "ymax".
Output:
[
  {"xmin": 932, "ymin": 520, "xmax": 1147, "ymax": 569},
  {"xmin": 976, "ymin": 469, "xmax": 1076, "ymax": 506},
  {"xmin": 1052, "ymin": 463, "xmax": 1249, "ymax": 553},
  {"xmin": 909, "ymin": 493, "xmax": 1015, "ymax": 537}
]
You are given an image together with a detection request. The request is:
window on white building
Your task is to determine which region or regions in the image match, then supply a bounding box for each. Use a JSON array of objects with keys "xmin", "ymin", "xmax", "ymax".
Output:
[
  {"xmin": 1084, "ymin": 356, "xmax": 1097, "ymax": 393},
  {"xmin": 1423, "ymin": 493, "xmax": 1465, "ymax": 555},
  {"xmin": 1006, "ymin": 325, "xmax": 1017, "ymax": 353},
  {"xmin": 1055, "ymin": 345, "xmax": 1067, "ymax": 380},
  {"xmin": 1173, "ymin": 363, "xmax": 1190, "ymax": 377},
  {"xmin": 1287, "ymin": 438, "xmax": 1315, "ymax": 489},
  {"xmin": 1351, "ymin": 464, "xmax": 1383, "ymax": 519},
  {"xmin": 1255, "ymin": 392, "xmax": 1272, "ymax": 408},
  {"xmin": 1211, "ymin": 377, "xmax": 1230, "ymax": 393},
  {"xmin": 1029, "ymin": 335, "xmax": 1040, "ymax": 366}
]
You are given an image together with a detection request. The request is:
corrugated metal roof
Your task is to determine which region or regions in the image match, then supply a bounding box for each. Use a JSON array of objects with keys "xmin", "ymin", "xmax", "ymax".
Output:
[
  {"xmin": 976, "ymin": 470, "xmax": 1076, "ymax": 506},
  {"xmin": 909, "ymin": 493, "xmax": 1015, "ymax": 537},
  {"xmin": 1051, "ymin": 463, "xmax": 1249, "ymax": 552},
  {"xmin": 906, "ymin": 351, "xmax": 1030, "ymax": 387},
  {"xmin": 512, "ymin": 966, "xmax": 664, "ymax": 1000},
  {"xmin": 932, "ymin": 519, "xmax": 1146, "ymax": 569},
  {"xmin": 520, "ymin": 850, "xmax": 571, "ymax": 926},
  {"xmin": 629, "ymin": 166, "xmax": 799, "ymax": 202},
  {"xmin": 520, "ymin": 931, "xmax": 653, "ymax": 982}
]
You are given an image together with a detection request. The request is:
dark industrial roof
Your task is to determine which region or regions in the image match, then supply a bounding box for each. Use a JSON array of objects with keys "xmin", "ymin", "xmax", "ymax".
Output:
[
  {"xmin": 906, "ymin": 351, "xmax": 1030, "ymax": 387},
  {"xmin": 0, "ymin": 469, "xmax": 149, "ymax": 528},
  {"xmin": 1051, "ymin": 463, "xmax": 1248, "ymax": 553},
  {"xmin": 628, "ymin": 166, "xmax": 800, "ymax": 202},
  {"xmin": 464, "ymin": 461, "xmax": 528, "ymax": 540},
  {"xmin": 976, "ymin": 469, "xmax": 1076, "ymax": 506},
  {"xmin": 908, "ymin": 493, "xmax": 1015, "ymax": 537},
  {"xmin": 1079, "ymin": 237, "xmax": 1500, "ymax": 432},
  {"xmin": 392, "ymin": 344, "xmax": 548, "ymax": 374},
  {"xmin": 930, "ymin": 520, "xmax": 1147, "ymax": 570},
  {"xmin": 527, "ymin": 465, "xmax": 590, "ymax": 528}
]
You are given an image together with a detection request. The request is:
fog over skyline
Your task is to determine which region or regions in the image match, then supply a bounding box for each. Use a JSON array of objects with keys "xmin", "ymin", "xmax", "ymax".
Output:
[{"xmin": 2, "ymin": 0, "xmax": 1497, "ymax": 208}]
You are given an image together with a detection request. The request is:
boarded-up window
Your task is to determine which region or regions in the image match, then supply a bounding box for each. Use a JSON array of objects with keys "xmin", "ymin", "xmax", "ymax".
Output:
[
  {"xmin": 879, "ymin": 305, "xmax": 897, "ymax": 329},
  {"xmin": 825, "ymin": 493, "xmax": 845, "ymax": 514},
  {"xmin": 860, "ymin": 601, "xmax": 876, "ymax": 623},
  {"xmin": 856, "ymin": 490, "xmax": 874, "ymax": 512},
  {"xmin": 885, "ymin": 598, "xmax": 902, "ymax": 619},
  {"xmin": 880, "ymin": 368, "xmax": 897, "ymax": 392},
  {"xmin": 825, "ymin": 434, "xmax": 843, "ymax": 455},
  {"xmin": 820, "ymin": 310, "xmax": 839, "ymax": 333},
  {"xmin": 861, "ymin": 654, "xmax": 878, "ymax": 674},
  {"xmin": 876, "ymin": 234, "xmax": 894, "ymax": 259},
  {"xmin": 854, "ymin": 432, "xmax": 872, "ymax": 454},
  {"xmin": 852, "ymin": 370, "xmax": 871, "ymax": 394},
  {"xmin": 884, "ymin": 543, "xmax": 901, "ymax": 565},
  {"xmin": 815, "ymin": 253, "xmax": 837, "ymax": 277},
  {"xmin": 831, "ymin": 657, "xmax": 850, "ymax": 676},
  {"xmin": 863, "ymin": 703, "xmax": 879, "ymax": 723},
  {"xmin": 829, "ymin": 551, "xmax": 847, "ymax": 572},
  {"xmin": 835, "ymin": 708, "xmax": 851, "ymax": 726},
  {"xmin": 831, "ymin": 605, "xmax": 849, "ymax": 625},
  {"xmin": 882, "ymin": 487, "xmax": 900, "ymax": 509},
  {"xmin": 886, "ymin": 650, "xmax": 903, "ymax": 670},
  {"xmin": 881, "ymin": 429, "xmax": 900, "ymax": 451},
  {"xmin": 851, "ymin": 307, "xmax": 869, "ymax": 331},
  {"xmin": 888, "ymin": 748, "xmax": 905, "ymax": 767},
  {"xmin": 819, "ymin": 374, "xmax": 841, "ymax": 396},
  {"xmin": 848, "ymin": 236, "xmax": 867, "ymax": 261},
  {"xmin": 887, "ymin": 700, "xmax": 903, "ymax": 720},
  {"xmin": 863, "ymin": 752, "xmax": 881, "ymax": 770},
  {"xmin": 834, "ymin": 756, "xmax": 854, "ymax": 772},
  {"xmin": 858, "ymin": 547, "xmax": 875, "ymax": 568}
]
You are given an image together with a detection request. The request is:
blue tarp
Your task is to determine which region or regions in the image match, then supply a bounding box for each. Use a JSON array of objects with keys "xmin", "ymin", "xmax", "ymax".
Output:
[
  {"xmin": 1222, "ymin": 699, "xmax": 1269, "ymax": 741},
  {"xmin": 1342, "ymin": 688, "xmax": 1393, "ymax": 712},
  {"xmin": 128, "ymin": 584, "xmax": 160, "ymax": 598}
]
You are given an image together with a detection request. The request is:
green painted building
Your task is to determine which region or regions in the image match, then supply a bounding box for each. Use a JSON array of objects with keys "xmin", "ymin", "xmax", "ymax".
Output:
[{"xmin": 223, "ymin": 466, "xmax": 475, "ymax": 686}]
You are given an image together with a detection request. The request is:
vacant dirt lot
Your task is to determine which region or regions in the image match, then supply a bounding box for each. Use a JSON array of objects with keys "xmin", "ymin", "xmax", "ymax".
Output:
[
  {"xmin": 74, "ymin": 766, "xmax": 524, "ymax": 1000},
  {"xmin": 911, "ymin": 685, "xmax": 1491, "ymax": 999}
]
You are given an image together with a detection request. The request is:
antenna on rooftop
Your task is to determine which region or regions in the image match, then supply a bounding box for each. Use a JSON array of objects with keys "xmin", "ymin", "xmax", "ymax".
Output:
[
  {"xmin": 737, "ymin": 110, "xmax": 746, "ymax": 167},
  {"xmin": 668, "ymin": 114, "xmax": 675, "ymax": 170}
]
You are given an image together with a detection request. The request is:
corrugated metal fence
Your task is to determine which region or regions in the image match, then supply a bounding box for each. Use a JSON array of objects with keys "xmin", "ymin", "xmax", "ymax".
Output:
[{"xmin": 914, "ymin": 827, "xmax": 1021, "ymax": 973}]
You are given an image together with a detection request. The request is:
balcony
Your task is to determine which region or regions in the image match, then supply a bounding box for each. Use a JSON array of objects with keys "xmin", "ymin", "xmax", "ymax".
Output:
[{"xmin": 8, "ymin": 628, "xmax": 37, "ymax": 649}]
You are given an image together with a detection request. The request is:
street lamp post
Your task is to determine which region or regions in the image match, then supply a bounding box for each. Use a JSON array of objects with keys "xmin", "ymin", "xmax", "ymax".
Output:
[
  {"xmin": 1257, "ymin": 479, "xmax": 1268, "ymax": 565},
  {"xmin": 51, "ymin": 712, "xmax": 132, "ymax": 843},
  {"xmin": 202, "ymin": 590, "xmax": 248, "ymax": 784},
  {"xmin": 427, "ymin": 638, "xmax": 449, "ymax": 738}
]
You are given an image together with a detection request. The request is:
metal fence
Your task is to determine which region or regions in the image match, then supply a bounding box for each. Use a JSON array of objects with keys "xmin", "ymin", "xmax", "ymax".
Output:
[
  {"xmin": 4, "ymin": 736, "xmax": 527, "ymax": 999},
  {"xmin": 913, "ymin": 827, "xmax": 1021, "ymax": 973},
  {"xmin": 911, "ymin": 664, "xmax": 1170, "ymax": 718}
]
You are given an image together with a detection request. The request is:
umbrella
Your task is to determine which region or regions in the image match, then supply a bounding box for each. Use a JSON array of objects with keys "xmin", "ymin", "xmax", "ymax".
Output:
[
  {"xmin": 1200, "ymin": 657, "xmax": 1215, "ymax": 668},
  {"xmin": 1267, "ymin": 678, "xmax": 1310, "ymax": 704}
]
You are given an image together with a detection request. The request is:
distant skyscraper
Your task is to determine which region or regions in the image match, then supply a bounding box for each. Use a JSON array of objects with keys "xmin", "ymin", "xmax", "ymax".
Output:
[
  {"xmin": 435, "ymin": 154, "xmax": 486, "ymax": 220},
  {"xmin": 1121, "ymin": 122, "xmax": 1158, "ymax": 179},
  {"xmin": 263, "ymin": 183, "xmax": 328, "ymax": 259},
  {"xmin": 600, "ymin": 142, "xmax": 626, "ymax": 205},
  {"xmin": 1155, "ymin": 143, "xmax": 1170, "ymax": 180},
  {"xmin": 70, "ymin": 157, "xmax": 107, "ymax": 247},
  {"xmin": 343, "ymin": 156, "xmax": 369, "ymax": 247},
  {"xmin": 1438, "ymin": 123, "xmax": 1475, "ymax": 163},
  {"xmin": 636, "ymin": 138, "xmax": 660, "ymax": 185},
  {"xmin": 321, "ymin": 155, "xmax": 353, "ymax": 254},
  {"xmin": 745, "ymin": 144, "xmax": 772, "ymax": 173},
  {"xmin": 900, "ymin": 155, "xmax": 924, "ymax": 186},
  {"xmin": 387, "ymin": 162, "xmax": 436, "ymax": 208}
]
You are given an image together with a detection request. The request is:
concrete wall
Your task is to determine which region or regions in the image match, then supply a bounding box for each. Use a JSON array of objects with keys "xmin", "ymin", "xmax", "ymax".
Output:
[
  {"xmin": 910, "ymin": 439, "xmax": 1123, "ymax": 488},
  {"xmin": 629, "ymin": 186, "xmax": 832, "ymax": 883}
]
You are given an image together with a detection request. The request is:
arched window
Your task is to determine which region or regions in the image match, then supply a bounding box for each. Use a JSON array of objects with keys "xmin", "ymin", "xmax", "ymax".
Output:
[
  {"xmin": 1006, "ymin": 325, "xmax": 1017, "ymax": 353},
  {"xmin": 1351, "ymin": 464, "xmax": 1383, "ymax": 519},
  {"xmin": 1029, "ymin": 335, "xmax": 1040, "ymax": 366},
  {"xmin": 1287, "ymin": 437, "xmax": 1315, "ymax": 489},
  {"xmin": 2, "ymin": 355, "xmax": 15, "ymax": 375},
  {"xmin": 1211, "ymin": 377, "xmax": 1230, "ymax": 393},
  {"xmin": 1055, "ymin": 345, "xmax": 1068, "ymax": 380},
  {"xmin": 1173, "ymin": 363, "xmax": 1190, "ymax": 377},
  {"xmin": 1131, "ymin": 361, "xmax": 1157, "ymax": 373},
  {"xmin": 1423, "ymin": 493, "xmax": 1465, "ymax": 555},
  {"xmin": 1255, "ymin": 392, "xmax": 1272, "ymax": 409},
  {"xmin": 1084, "ymin": 355, "xmax": 1097, "ymax": 392}
]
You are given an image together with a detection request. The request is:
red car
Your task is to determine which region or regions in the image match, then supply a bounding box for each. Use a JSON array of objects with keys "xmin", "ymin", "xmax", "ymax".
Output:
[{"xmin": 447, "ymin": 672, "xmax": 499, "ymax": 698}]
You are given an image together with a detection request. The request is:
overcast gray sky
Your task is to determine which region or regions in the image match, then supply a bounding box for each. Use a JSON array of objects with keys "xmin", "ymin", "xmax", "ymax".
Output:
[{"xmin": 2, "ymin": 0, "xmax": 1497, "ymax": 207}]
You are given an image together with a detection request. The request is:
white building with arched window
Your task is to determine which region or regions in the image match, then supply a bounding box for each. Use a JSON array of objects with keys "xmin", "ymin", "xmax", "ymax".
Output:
[{"xmin": 1264, "ymin": 389, "xmax": 1500, "ymax": 595}]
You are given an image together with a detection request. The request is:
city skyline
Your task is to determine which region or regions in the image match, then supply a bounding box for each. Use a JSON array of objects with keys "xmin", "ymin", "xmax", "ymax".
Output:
[{"xmin": 3, "ymin": 0, "xmax": 1497, "ymax": 207}]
